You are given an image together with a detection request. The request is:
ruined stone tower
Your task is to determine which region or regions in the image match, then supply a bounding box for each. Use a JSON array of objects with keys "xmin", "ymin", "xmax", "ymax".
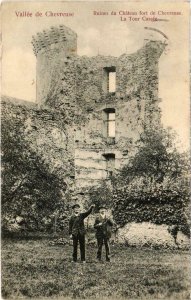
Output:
[
  {"xmin": 32, "ymin": 25, "xmax": 166, "ymax": 200},
  {"xmin": 32, "ymin": 25, "xmax": 77, "ymax": 108}
]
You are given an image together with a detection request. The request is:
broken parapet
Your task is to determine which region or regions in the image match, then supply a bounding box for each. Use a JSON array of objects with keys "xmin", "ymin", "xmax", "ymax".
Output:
[
  {"xmin": 32, "ymin": 25, "xmax": 77, "ymax": 106},
  {"xmin": 32, "ymin": 25, "xmax": 167, "ymax": 114},
  {"xmin": 32, "ymin": 24, "xmax": 77, "ymax": 56}
]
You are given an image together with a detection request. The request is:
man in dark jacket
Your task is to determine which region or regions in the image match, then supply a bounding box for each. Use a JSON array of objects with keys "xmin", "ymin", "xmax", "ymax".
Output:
[
  {"xmin": 94, "ymin": 206, "xmax": 113, "ymax": 262},
  {"xmin": 69, "ymin": 203, "xmax": 95, "ymax": 262}
]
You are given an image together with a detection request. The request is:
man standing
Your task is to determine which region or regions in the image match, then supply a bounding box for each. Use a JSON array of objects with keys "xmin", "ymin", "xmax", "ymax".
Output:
[
  {"xmin": 94, "ymin": 206, "xmax": 113, "ymax": 262},
  {"xmin": 69, "ymin": 203, "xmax": 95, "ymax": 263}
]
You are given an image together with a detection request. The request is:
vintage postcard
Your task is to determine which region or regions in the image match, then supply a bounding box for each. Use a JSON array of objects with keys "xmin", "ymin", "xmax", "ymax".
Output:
[{"xmin": 1, "ymin": 0, "xmax": 190, "ymax": 299}]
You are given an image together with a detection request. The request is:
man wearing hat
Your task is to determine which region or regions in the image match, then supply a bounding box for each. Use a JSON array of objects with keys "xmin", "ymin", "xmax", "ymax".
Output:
[
  {"xmin": 94, "ymin": 205, "xmax": 113, "ymax": 262},
  {"xmin": 69, "ymin": 203, "xmax": 95, "ymax": 263}
]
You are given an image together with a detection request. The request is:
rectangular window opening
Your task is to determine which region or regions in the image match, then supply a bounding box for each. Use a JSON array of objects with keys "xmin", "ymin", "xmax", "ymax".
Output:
[
  {"xmin": 103, "ymin": 66, "xmax": 116, "ymax": 93},
  {"xmin": 107, "ymin": 112, "xmax": 115, "ymax": 137},
  {"xmin": 103, "ymin": 153, "xmax": 115, "ymax": 177},
  {"xmin": 103, "ymin": 108, "xmax": 116, "ymax": 140},
  {"xmin": 108, "ymin": 72, "xmax": 116, "ymax": 93}
]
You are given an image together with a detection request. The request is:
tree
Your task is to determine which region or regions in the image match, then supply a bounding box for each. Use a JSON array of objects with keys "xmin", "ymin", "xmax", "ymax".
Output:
[
  {"xmin": 111, "ymin": 128, "xmax": 190, "ymax": 235},
  {"xmin": 1, "ymin": 107, "xmax": 67, "ymax": 233},
  {"xmin": 119, "ymin": 128, "xmax": 189, "ymax": 183},
  {"xmin": 88, "ymin": 182, "xmax": 113, "ymax": 212}
]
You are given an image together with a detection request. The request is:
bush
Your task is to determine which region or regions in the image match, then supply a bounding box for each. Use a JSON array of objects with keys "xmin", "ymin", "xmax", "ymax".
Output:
[
  {"xmin": 88, "ymin": 128, "xmax": 190, "ymax": 237},
  {"xmin": 111, "ymin": 128, "xmax": 190, "ymax": 234},
  {"xmin": 1, "ymin": 102, "xmax": 68, "ymax": 234},
  {"xmin": 112, "ymin": 176, "xmax": 189, "ymax": 233}
]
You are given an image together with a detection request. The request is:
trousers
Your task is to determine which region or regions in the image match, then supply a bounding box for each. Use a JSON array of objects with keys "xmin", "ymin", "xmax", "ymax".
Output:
[
  {"xmin": 96, "ymin": 236, "xmax": 110, "ymax": 261},
  {"xmin": 72, "ymin": 234, "xmax": 85, "ymax": 261}
]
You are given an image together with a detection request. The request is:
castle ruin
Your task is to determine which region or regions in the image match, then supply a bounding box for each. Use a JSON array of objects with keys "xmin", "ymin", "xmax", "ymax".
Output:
[
  {"xmin": 32, "ymin": 25, "xmax": 166, "ymax": 201},
  {"xmin": 2, "ymin": 24, "xmax": 167, "ymax": 207}
]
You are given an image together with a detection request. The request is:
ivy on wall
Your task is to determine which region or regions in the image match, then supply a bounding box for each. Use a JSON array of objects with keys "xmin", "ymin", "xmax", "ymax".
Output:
[{"xmin": 89, "ymin": 128, "xmax": 190, "ymax": 237}]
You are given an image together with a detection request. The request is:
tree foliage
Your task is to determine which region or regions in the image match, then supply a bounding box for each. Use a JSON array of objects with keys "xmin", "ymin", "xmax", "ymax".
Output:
[
  {"xmin": 88, "ymin": 182, "xmax": 113, "ymax": 212},
  {"xmin": 88, "ymin": 128, "xmax": 190, "ymax": 236},
  {"xmin": 112, "ymin": 128, "xmax": 190, "ymax": 235},
  {"xmin": 119, "ymin": 128, "xmax": 189, "ymax": 183},
  {"xmin": 2, "ymin": 109, "xmax": 67, "ymax": 233}
]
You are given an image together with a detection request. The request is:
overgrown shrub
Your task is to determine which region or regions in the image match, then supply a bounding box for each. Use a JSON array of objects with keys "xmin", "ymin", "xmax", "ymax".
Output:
[
  {"xmin": 112, "ymin": 176, "xmax": 190, "ymax": 235},
  {"xmin": 88, "ymin": 182, "xmax": 113, "ymax": 212},
  {"xmin": 112, "ymin": 128, "xmax": 190, "ymax": 235},
  {"xmin": 1, "ymin": 103, "xmax": 68, "ymax": 234},
  {"xmin": 88, "ymin": 128, "xmax": 190, "ymax": 237}
]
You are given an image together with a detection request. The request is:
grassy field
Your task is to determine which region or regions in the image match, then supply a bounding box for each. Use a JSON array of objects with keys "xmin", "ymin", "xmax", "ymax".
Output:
[{"xmin": 1, "ymin": 238, "xmax": 190, "ymax": 300}]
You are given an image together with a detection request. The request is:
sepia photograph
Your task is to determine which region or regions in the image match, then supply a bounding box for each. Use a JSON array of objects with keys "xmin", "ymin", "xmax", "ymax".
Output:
[{"xmin": 1, "ymin": 0, "xmax": 190, "ymax": 299}]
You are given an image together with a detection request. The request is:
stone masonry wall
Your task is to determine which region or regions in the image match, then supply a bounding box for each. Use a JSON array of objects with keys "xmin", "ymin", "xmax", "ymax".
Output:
[
  {"xmin": 72, "ymin": 41, "xmax": 166, "ymax": 189},
  {"xmin": 32, "ymin": 25, "xmax": 77, "ymax": 106},
  {"xmin": 6, "ymin": 25, "xmax": 166, "ymax": 200},
  {"xmin": 2, "ymin": 96, "xmax": 76, "ymax": 203}
]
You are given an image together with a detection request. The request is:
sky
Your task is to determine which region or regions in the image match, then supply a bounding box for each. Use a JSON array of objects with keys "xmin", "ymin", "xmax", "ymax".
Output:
[{"xmin": 1, "ymin": 0, "xmax": 190, "ymax": 150}]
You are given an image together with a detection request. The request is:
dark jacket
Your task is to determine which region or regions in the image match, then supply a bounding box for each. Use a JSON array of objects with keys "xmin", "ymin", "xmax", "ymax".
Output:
[
  {"xmin": 69, "ymin": 206, "xmax": 93, "ymax": 236},
  {"xmin": 94, "ymin": 216, "xmax": 113, "ymax": 239}
]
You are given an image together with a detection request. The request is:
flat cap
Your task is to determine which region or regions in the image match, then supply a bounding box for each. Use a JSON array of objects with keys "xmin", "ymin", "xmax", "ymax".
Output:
[
  {"xmin": 98, "ymin": 205, "xmax": 107, "ymax": 210},
  {"xmin": 72, "ymin": 204, "xmax": 80, "ymax": 209}
]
